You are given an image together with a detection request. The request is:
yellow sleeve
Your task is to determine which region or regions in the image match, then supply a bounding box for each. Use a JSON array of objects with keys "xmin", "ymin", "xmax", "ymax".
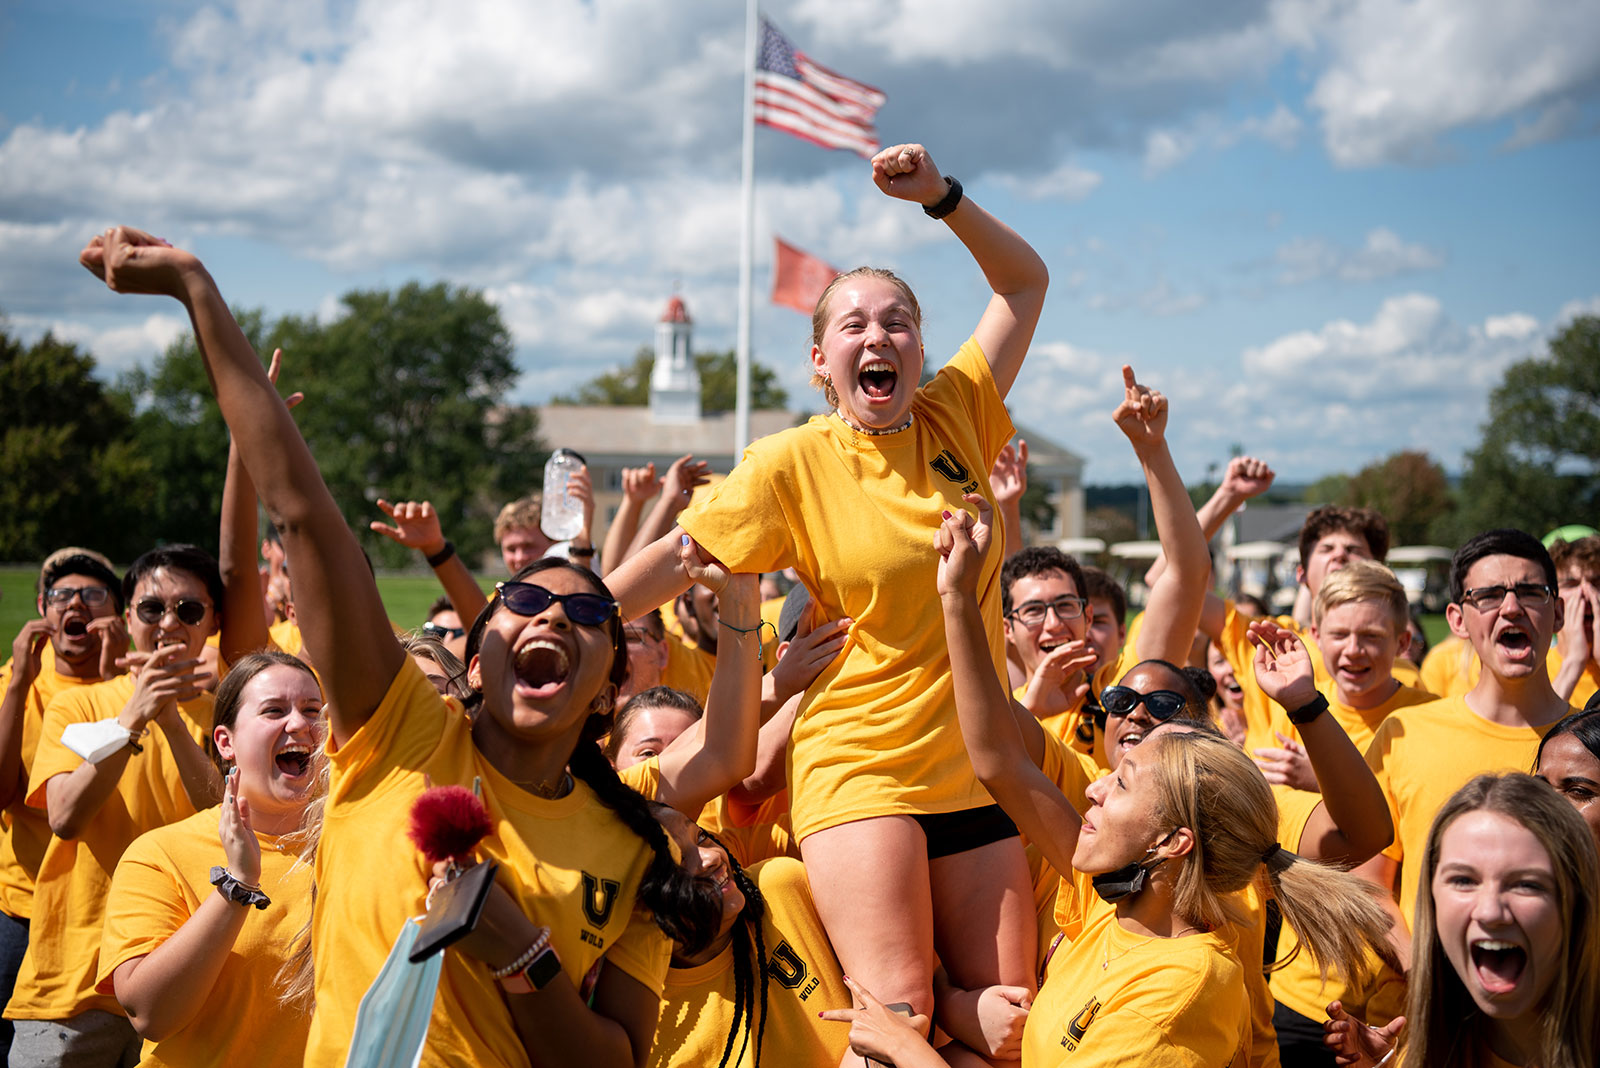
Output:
[
  {"xmin": 26, "ymin": 689, "xmax": 95, "ymax": 809},
  {"xmin": 1364, "ymin": 718, "xmax": 1405, "ymax": 863},
  {"xmin": 617, "ymin": 757, "xmax": 662, "ymax": 801},
  {"xmin": 677, "ymin": 433, "xmax": 806, "ymax": 577},
  {"xmin": 324, "ymin": 659, "xmax": 456, "ymax": 809},
  {"xmin": 601, "ymin": 906, "xmax": 673, "ymax": 998},
  {"xmin": 95, "ymin": 829, "xmax": 190, "ymax": 992},
  {"xmin": 930, "ymin": 336, "xmax": 1016, "ymax": 466}
]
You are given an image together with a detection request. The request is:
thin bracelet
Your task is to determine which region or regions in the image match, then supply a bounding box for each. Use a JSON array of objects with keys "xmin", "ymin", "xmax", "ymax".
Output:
[{"xmin": 718, "ymin": 618, "xmax": 775, "ymax": 662}]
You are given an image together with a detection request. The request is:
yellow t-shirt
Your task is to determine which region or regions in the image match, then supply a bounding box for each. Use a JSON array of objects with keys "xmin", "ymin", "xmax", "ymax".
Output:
[
  {"xmin": 1418, "ymin": 635, "xmax": 1476, "ymax": 699},
  {"xmin": 698, "ymin": 791, "xmax": 798, "ymax": 871},
  {"xmin": 96, "ymin": 807, "xmax": 312, "ymax": 1067},
  {"xmin": 1268, "ymin": 685, "xmax": 1436, "ymax": 1026},
  {"xmin": 1215, "ymin": 603, "xmax": 1327, "ymax": 761},
  {"xmin": 267, "ymin": 619, "xmax": 303, "ymax": 657},
  {"xmin": 303, "ymin": 658, "xmax": 672, "ymax": 1068},
  {"xmin": 1026, "ymin": 867, "xmax": 1248, "ymax": 1066},
  {"xmin": 651, "ymin": 857, "xmax": 850, "ymax": 1068},
  {"xmin": 679, "ymin": 338, "xmax": 1014, "ymax": 840},
  {"xmin": 6, "ymin": 674, "xmax": 214, "ymax": 1021},
  {"xmin": 661, "ymin": 634, "xmax": 713, "ymax": 707},
  {"xmin": 1367, "ymin": 696, "xmax": 1562, "ymax": 924},
  {"xmin": 0, "ymin": 662, "xmax": 101, "ymax": 919},
  {"xmin": 1027, "ymin": 730, "xmax": 1103, "ymax": 971}
]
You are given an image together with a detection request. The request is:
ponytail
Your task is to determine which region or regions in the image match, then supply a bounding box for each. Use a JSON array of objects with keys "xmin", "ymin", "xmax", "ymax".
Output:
[
  {"xmin": 1152, "ymin": 732, "xmax": 1395, "ymax": 984},
  {"xmin": 569, "ymin": 741, "xmax": 722, "ymax": 955}
]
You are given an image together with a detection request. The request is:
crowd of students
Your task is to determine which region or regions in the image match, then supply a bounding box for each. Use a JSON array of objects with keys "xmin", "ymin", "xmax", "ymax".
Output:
[{"xmin": 0, "ymin": 141, "xmax": 1596, "ymax": 1068}]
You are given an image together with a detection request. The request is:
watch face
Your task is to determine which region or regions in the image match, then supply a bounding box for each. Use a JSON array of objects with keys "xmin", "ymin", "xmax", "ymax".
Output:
[{"xmin": 526, "ymin": 947, "xmax": 562, "ymax": 990}]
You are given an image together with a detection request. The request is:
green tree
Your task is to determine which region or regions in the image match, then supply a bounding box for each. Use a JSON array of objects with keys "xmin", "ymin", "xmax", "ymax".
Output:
[
  {"xmin": 1335, "ymin": 451, "xmax": 1454, "ymax": 545},
  {"xmin": 124, "ymin": 284, "xmax": 541, "ymax": 568},
  {"xmin": 1454, "ymin": 316, "xmax": 1600, "ymax": 538},
  {"xmin": 0, "ymin": 324, "xmax": 152, "ymax": 561},
  {"xmin": 553, "ymin": 348, "xmax": 789, "ymax": 411}
]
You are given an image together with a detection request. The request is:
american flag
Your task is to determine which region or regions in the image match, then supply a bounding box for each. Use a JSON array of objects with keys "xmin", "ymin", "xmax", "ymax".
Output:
[{"xmin": 754, "ymin": 18, "xmax": 885, "ymax": 159}]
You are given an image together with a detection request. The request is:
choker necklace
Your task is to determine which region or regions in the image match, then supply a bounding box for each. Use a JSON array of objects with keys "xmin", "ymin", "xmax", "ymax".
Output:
[{"xmin": 835, "ymin": 411, "xmax": 914, "ymax": 441}]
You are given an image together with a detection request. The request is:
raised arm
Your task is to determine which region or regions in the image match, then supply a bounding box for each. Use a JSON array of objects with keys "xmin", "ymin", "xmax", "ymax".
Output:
[
  {"xmin": 990, "ymin": 439, "xmax": 1027, "ymax": 560},
  {"xmin": 369, "ymin": 498, "xmax": 489, "ymax": 624},
  {"xmin": 625, "ymin": 454, "xmax": 709, "ymax": 562},
  {"xmin": 81, "ymin": 228, "xmax": 404, "ymax": 745},
  {"xmin": 606, "ymin": 529, "xmax": 698, "ymax": 627},
  {"xmin": 1113, "ymin": 367, "xmax": 1208, "ymax": 666},
  {"xmin": 651, "ymin": 548, "xmax": 762, "ymax": 815},
  {"xmin": 0, "ymin": 623, "xmax": 52, "ymax": 809},
  {"xmin": 1146, "ymin": 456, "xmax": 1274, "ymax": 588},
  {"xmin": 218, "ymin": 349, "xmax": 301, "ymax": 665},
  {"xmin": 937, "ymin": 496, "xmax": 1082, "ymax": 880},
  {"xmin": 1250, "ymin": 620, "xmax": 1393, "ymax": 865},
  {"xmin": 600, "ymin": 464, "xmax": 658, "ymax": 577},
  {"xmin": 870, "ymin": 144, "xmax": 1047, "ymax": 398}
]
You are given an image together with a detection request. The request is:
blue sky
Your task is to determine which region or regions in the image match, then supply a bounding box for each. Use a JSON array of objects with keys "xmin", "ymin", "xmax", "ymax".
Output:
[{"xmin": 3, "ymin": 0, "xmax": 1598, "ymax": 484}]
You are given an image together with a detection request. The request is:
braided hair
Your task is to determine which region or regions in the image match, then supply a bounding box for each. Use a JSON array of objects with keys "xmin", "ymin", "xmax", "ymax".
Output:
[
  {"xmin": 702, "ymin": 828, "xmax": 769, "ymax": 1068},
  {"xmin": 463, "ymin": 558, "xmax": 722, "ymax": 956}
]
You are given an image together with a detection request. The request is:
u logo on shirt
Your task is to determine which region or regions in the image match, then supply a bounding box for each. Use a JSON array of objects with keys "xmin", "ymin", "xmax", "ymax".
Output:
[
  {"xmin": 581, "ymin": 872, "xmax": 621, "ymax": 928},
  {"xmin": 768, "ymin": 941, "xmax": 807, "ymax": 989},
  {"xmin": 930, "ymin": 449, "xmax": 981, "ymax": 495},
  {"xmin": 1061, "ymin": 996, "xmax": 1101, "ymax": 1051}
]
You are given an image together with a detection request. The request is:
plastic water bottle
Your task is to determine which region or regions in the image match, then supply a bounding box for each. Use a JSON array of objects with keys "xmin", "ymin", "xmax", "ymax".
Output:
[{"xmin": 540, "ymin": 448, "xmax": 586, "ymax": 542}]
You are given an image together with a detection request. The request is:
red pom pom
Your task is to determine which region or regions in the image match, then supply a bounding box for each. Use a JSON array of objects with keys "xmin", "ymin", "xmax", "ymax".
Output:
[{"xmin": 408, "ymin": 785, "xmax": 492, "ymax": 864}]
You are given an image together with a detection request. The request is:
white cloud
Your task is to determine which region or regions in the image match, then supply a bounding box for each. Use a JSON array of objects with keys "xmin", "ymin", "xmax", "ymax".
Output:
[
  {"xmin": 8, "ymin": 312, "xmax": 187, "ymax": 374},
  {"xmin": 1483, "ymin": 312, "xmax": 1540, "ymax": 340},
  {"xmin": 1306, "ymin": 0, "xmax": 1600, "ymax": 166},
  {"xmin": 1274, "ymin": 228, "xmax": 1445, "ymax": 285},
  {"xmin": 1145, "ymin": 103, "xmax": 1303, "ymax": 174},
  {"xmin": 992, "ymin": 162, "xmax": 1103, "ymax": 202}
]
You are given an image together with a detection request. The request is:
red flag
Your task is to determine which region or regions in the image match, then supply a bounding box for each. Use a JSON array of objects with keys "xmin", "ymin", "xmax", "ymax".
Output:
[
  {"xmin": 771, "ymin": 238, "xmax": 839, "ymax": 315},
  {"xmin": 755, "ymin": 19, "xmax": 885, "ymax": 158}
]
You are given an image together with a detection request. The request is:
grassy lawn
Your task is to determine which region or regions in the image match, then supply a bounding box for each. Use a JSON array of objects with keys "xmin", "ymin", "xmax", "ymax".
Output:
[
  {"xmin": 0, "ymin": 565, "xmax": 494, "ymax": 649},
  {"xmin": 3, "ymin": 561, "xmax": 1458, "ymax": 660}
]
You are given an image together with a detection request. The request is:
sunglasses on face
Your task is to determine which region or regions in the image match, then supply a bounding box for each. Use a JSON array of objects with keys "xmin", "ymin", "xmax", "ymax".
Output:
[
  {"xmin": 45, "ymin": 586, "xmax": 111, "ymax": 608},
  {"xmin": 134, "ymin": 598, "xmax": 210, "ymax": 626},
  {"xmin": 495, "ymin": 581, "xmax": 617, "ymax": 627},
  {"xmin": 1100, "ymin": 686, "xmax": 1189, "ymax": 722},
  {"xmin": 1459, "ymin": 583, "xmax": 1554, "ymax": 612},
  {"xmin": 421, "ymin": 622, "xmax": 466, "ymax": 640}
]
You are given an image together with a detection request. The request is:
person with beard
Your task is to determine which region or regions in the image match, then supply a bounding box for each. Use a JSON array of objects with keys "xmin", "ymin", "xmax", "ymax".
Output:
[{"xmin": 0, "ymin": 550, "xmax": 127, "ymax": 1057}]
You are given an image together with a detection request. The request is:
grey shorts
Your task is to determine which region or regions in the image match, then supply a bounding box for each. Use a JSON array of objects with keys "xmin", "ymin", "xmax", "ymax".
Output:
[{"xmin": 8, "ymin": 1011, "xmax": 140, "ymax": 1068}]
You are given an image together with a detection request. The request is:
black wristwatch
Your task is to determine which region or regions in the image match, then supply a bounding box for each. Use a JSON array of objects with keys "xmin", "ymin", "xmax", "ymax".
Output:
[
  {"xmin": 923, "ymin": 176, "xmax": 964, "ymax": 220},
  {"xmin": 1286, "ymin": 693, "xmax": 1329, "ymax": 726}
]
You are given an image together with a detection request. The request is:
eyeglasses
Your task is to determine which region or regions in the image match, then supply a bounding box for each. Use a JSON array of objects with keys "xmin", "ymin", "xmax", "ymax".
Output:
[
  {"xmin": 134, "ymin": 598, "xmax": 210, "ymax": 626},
  {"xmin": 45, "ymin": 586, "xmax": 111, "ymax": 608},
  {"xmin": 1007, "ymin": 596, "xmax": 1087, "ymax": 627},
  {"xmin": 624, "ymin": 625, "xmax": 662, "ymax": 645},
  {"xmin": 1100, "ymin": 686, "xmax": 1190, "ymax": 722},
  {"xmin": 421, "ymin": 622, "xmax": 466, "ymax": 640},
  {"xmin": 1460, "ymin": 583, "xmax": 1554, "ymax": 612},
  {"xmin": 495, "ymin": 582, "xmax": 617, "ymax": 627}
]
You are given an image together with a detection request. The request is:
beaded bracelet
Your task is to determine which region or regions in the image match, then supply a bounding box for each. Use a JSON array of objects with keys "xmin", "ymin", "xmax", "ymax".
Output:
[{"xmin": 492, "ymin": 928, "xmax": 552, "ymax": 980}]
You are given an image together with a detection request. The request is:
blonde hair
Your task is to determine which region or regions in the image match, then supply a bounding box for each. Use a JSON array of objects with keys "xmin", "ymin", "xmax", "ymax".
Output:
[
  {"xmin": 807, "ymin": 266, "xmax": 922, "ymax": 408},
  {"xmin": 493, "ymin": 495, "xmax": 542, "ymax": 542},
  {"xmin": 1401, "ymin": 773, "xmax": 1600, "ymax": 1068},
  {"xmin": 1150, "ymin": 732, "xmax": 1398, "ymax": 986},
  {"xmin": 1312, "ymin": 559, "xmax": 1410, "ymax": 631}
]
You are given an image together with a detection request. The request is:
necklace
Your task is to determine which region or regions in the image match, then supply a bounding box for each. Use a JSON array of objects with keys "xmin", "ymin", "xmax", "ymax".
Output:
[
  {"xmin": 518, "ymin": 770, "xmax": 573, "ymax": 800},
  {"xmin": 835, "ymin": 410, "xmax": 913, "ymax": 443},
  {"xmin": 1102, "ymin": 924, "xmax": 1199, "ymax": 970}
]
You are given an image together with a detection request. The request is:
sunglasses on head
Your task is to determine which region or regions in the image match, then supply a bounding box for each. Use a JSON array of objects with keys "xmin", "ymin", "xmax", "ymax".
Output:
[
  {"xmin": 45, "ymin": 586, "xmax": 111, "ymax": 608},
  {"xmin": 495, "ymin": 581, "xmax": 617, "ymax": 627},
  {"xmin": 134, "ymin": 598, "xmax": 210, "ymax": 626},
  {"xmin": 1100, "ymin": 686, "xmax": 1189, "ymax": 722}
]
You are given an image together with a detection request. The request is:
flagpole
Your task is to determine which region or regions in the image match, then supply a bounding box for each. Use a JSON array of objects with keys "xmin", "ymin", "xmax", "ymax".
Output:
[{"xmin": 734, "ymin": 0, "xmax": 758, "ymax": 458}]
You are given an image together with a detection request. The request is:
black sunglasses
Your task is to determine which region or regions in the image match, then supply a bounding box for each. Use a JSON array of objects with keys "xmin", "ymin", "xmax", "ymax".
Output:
[
  {"xmin": 421, "ymin": 621, "xmax": 466, "ymax": 640},
  {"xmin": 495, "ymin": 582, "xmax": 617, "ymax": 627},
  {"xmin": 134, "ymin": 598, "xmax": 209, "ymax": 626},
  {"xmin": 1100, "ymin": 686, "xmax": 1189, "ymax": 722}
]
